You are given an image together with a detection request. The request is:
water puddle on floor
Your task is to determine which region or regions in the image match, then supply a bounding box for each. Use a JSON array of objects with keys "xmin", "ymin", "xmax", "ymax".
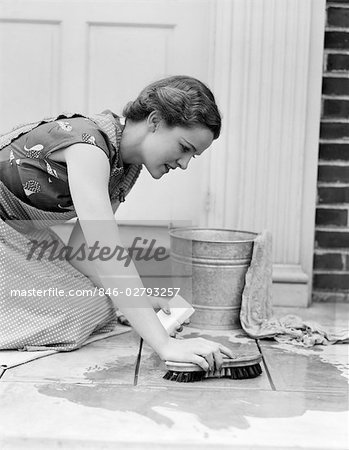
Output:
[
  {"xmin": 36, "ymin": 353, "xmax": 348, "ymax": 431},
  {"xmin": 34, "ymin": 329, "xmax": 349, "ymax": 430},
  {"xmin": 82, "ymin": 355, "xmax": 137, "ymax": 383},
  {"xmin": 270, "ymin": 343, "xmax": 349, "ymax": 382},
  {"xmin": 183, "ymin": 332, "xmax": 258, "ymax": 353}
]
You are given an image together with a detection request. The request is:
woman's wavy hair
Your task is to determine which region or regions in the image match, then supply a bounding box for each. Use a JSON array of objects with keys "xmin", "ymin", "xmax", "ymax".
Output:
[{"xmin": 122, "ymin": 75, "xmax": 221, "ymax": 139}]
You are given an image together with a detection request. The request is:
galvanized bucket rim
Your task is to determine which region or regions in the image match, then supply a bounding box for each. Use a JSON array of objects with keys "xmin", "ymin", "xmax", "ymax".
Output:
[{"xmin": 168, "ymin": 227, "xmax": 258, "ymax": 243}]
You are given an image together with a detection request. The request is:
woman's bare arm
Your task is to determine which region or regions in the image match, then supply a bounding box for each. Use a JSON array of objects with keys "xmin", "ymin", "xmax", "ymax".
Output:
[
  {"xmin": 67, "ymin": 199, "xmax": 120, "ymax": 280},
  {"xmin": 67, "ymin": 212, "xmax": 163, "ymax": 325},
  {"xmin": 64, "ymin": 143, "xmax": 171, "ymax": 357}
]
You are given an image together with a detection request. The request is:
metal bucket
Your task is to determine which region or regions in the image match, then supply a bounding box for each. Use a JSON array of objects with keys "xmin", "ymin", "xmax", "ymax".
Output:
[{"xmin": 169, "ymin": 228, "xmax": 257, "ymax": 330}]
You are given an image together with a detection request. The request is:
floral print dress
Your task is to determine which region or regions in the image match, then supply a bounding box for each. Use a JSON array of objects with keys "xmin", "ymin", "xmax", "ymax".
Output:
[{"xmin": 0, "ymin": 117, "xmax": 115, "ymax": 212}]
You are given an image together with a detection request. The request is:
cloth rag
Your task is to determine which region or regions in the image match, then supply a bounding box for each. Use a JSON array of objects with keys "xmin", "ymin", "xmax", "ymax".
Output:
[{"xmin": 240, "ymin": 230, "xmax": 349, "ymax": 347}]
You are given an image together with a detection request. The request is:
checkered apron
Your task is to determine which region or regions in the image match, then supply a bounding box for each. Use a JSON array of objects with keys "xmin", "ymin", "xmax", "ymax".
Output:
[{"xmin": 0, "ymin": 112, "xmax": 141, "ymax": 351}]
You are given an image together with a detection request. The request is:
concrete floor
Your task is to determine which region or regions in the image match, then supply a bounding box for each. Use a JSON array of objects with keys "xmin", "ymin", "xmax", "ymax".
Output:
[{"xmin": 0, "ymin": 303, "xmax": 348, "ymax": 450}]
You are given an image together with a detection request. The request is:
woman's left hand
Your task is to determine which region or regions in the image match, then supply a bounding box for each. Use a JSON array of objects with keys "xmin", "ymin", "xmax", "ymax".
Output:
[
  {"xmin": 149, "ymin": 296, "xmax": 171, "ymax": 314},
  {"xmin": 116, "ymin": 296, "xmax": 187, "ymax": 337},
  {"xmin": 115, "ymin": 296, "xmax": 170, "ymax": 326},
  {"xmin": 150, "ymin": 296, "xmax": 190, "ymax": 337}
]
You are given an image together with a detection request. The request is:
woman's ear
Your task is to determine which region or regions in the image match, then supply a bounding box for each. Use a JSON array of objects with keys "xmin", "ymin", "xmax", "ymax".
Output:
[{"xmin": 147, "ymin": 111, "xmax": 161, "ymax": 132}]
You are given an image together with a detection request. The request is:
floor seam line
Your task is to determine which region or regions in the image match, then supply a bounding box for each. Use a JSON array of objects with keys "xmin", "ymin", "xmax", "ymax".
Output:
[
  {"xmin": 133, "ymin": 337, "xmax": 143, "ymax": 386},
  {"xmin": 0, "ymin": 365, "xmax": 7, "ymax": 380},
  {"xmin": 256, "ymin": 339, "xmax": 276, "ymax": 391}
]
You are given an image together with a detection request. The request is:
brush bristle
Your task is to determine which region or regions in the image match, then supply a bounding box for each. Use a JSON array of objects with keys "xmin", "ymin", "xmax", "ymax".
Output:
[
  {"xmin": 163, "ymin": 362, "xmax": 262, "ymax": 382},
  {"xmin": 163, "ymin": 370, "xmax": 205, "ymax": 382}
]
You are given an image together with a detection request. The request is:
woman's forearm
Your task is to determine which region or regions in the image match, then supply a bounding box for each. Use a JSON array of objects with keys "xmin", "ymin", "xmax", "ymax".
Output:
[
  {"xmin": 95, "ymin": 266, "xmax": 171, "ymax": 357},
  {"xmin": 63, "ymin": 145, "xmax": 171, "ymax": 356},
  {"xmin": 77, "ymin": 218, "xmax": 171, "ymax": 357}
]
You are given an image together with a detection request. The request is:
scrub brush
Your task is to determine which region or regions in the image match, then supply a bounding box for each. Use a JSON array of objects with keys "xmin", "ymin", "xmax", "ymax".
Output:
[
  {"xmin": 163, "ymin": 353, "xmax": 262, "ymax": 382},
  {"xmin": 157, "ymin": 295, "xmax": 263, "ymax": 382}
]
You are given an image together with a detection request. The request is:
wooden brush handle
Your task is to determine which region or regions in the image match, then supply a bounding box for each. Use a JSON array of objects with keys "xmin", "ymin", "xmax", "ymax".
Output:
[{"xmin": 165, "ymin": 353, "xmax": 262, "ymax": 372}]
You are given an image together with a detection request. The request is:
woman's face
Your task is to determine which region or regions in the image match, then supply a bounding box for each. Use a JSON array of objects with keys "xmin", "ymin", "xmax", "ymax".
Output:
[{"xmin": 141, "ymin": 121, "xmax": 214, "ymax": 179}]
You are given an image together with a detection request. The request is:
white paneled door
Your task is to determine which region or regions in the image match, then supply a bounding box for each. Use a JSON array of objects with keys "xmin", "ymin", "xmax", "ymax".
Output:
[{"xmin": 0, "ymin": 0, "xmax": 214, "ymax": 223}]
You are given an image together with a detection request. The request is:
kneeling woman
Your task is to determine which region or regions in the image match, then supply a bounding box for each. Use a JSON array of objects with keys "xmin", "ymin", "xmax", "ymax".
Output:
[{"xmin": 0, "ymin": 75, "xmax": 233, "ymax": 372}]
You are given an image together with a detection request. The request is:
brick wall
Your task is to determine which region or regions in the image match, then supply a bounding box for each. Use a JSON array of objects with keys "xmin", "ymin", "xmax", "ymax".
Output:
[{"xmin": 313, "ymin": 0, "xmax": 349, "ymax": 302}]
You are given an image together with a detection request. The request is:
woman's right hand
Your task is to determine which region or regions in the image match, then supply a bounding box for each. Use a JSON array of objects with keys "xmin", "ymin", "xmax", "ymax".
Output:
[{"xmin": 158, "ymin": 336, "xmax": 235, "ymax": 372}]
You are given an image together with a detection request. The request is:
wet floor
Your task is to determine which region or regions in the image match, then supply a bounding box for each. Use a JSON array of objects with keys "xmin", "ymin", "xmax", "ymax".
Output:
[{"xmin": 0, "ymin": 303, "xmax": 348, "ymax": 449}]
